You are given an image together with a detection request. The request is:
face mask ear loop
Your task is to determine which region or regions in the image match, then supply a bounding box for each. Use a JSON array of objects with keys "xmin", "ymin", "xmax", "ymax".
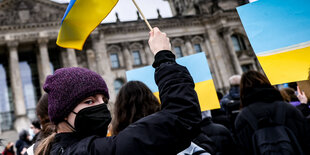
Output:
[
  {"xmin": 65, "ymin": 111, "xmax": 78, "ymax": 132},
  {"xmin": 65, "ymin": 120, "xmax": 76, "ymax": 132}
]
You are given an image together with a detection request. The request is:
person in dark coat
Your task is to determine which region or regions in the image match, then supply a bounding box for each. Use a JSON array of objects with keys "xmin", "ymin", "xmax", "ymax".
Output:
[
  {"xmin": 214, "ymin": 75, "xmax": 241, "ymax": 131},
  {"xmin": 15, "ymin": 130, "xmax": 31, "ymax": 155},
  {"xmin": 35, "ymin": 27, "xmax": 201, "ymax": 155},
  {"xmin": 194, "ymin": 111, "xmax": 238, "ymax": 155},
  {"xmin": 235, "ymin": 71, "xmax": 310, "ymax": 155},
  {"xmin": 29, "ymin": 120, "xmax": 41, "ymax": 145}
]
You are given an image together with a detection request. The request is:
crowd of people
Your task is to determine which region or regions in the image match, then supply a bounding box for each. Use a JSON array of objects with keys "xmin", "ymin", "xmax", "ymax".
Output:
[{"xmin": 1, "ymin": 27, "xmax": 310, "ymax": 155}]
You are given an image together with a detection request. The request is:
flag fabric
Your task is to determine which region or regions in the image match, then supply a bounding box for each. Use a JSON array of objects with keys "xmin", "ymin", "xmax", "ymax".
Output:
[
  {"xmin": 57, "ymin": 0, "xmax": 118, "ymax": 50},
  {"xmin": 126, "ymin": 52, "xmax": 220, "ymax": 111},
  {"xmin": 237, "ymin": 0, "xmax": 310, "ymax": 85}
]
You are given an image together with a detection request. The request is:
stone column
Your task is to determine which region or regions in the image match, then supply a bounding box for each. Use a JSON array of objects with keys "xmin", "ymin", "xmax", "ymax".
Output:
[
  {"xmin": 91, "ymin": 33, "xmax": 116, "ymax": 102},
  {"xmin": 207, "ymin": 29, "xmax": 231, "ymax": 89},
  {"xmin": 143, "ymin": 41, "xmax": 154, "ymax": 65},
  {"xmin": 122, "ymin": 43, "xmax": 133, "ymax": 70},
  {"xmin": 223, "ymin": 30, "xmax": 243, "ymax": 75},
  {"xmin": 66, "ymin": 49, "xmax": 78, "ymax": 67},
  {"xmin": 37, "ymin": 38, "xmax": 52, "ymax": 94},
  {"xmin": 86, "ymin": 49, "xmax": 97, "ymax": 72},
  {"xmin": 92, "ymin": 34, "xmax": 111, "ymax": 76},
  {"xmin": 203, "ymin": 35, "xmax": 223, "ymax": 89},
  {"xmin": 7, "ymin": 41, "xmax": 29, "ymax": 132},
  {"xmin": 185, "ymin": 37, "xmax": 195, "ymax": 55}
]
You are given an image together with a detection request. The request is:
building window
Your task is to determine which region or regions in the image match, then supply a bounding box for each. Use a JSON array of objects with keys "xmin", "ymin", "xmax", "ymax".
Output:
[
  {"xmin": 194, "ymin": 44, "xmax": 202, "ymax": 53},
  {"xmin": 231, "ymin": 35, "xmax": 246, "ymax": 52},
  {"xmin": 241, "ymin": 64, "xmax": 253, "ymax": 72},
  {"xmin": 174, "ymin": 46, "xmax": 183, "ymax": 58},
  {"xmin": 0, "ymin": 63, "xmax": 13, "ymax": 131},
  {"xmin": 114, "ymin": 79, "xmax": 124, "ymax": 95},
  {"xmin": 132, "ymin": 50, "xmax": 142, "ymax": 65},
  {"xmin": 110, "ymin": 53, "xmax": 120, "ymax": 69},
  {"xmin": 19, "ymin": 62, "xmax": 38, "ymax": 120},
  {"xmin": 19, "ymin": 51, "xmax": 41, "ymax": 121}
]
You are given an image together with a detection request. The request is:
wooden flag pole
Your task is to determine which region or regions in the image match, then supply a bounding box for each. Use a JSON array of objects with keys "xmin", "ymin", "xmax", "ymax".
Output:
[{"xmin": 132, "ymin": 0, "xmax": 153, "ymax": 31}]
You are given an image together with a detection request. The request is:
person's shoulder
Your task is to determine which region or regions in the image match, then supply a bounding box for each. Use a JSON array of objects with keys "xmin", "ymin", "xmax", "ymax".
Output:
[{"xmin": 57, "ymin": 136, "xmax": 116, "ymax": 155}]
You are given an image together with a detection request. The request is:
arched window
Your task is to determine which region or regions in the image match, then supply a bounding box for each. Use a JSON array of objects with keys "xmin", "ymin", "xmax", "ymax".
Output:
[
  {"xmin": 194, "ymin": 44, "xmax": 202, "ymax": 53},
  {"xmin": 172, "ymin": 38, "xmax": 185, "ymax": 58},
  {"xmin": 132, "ymin": 50, "xmax": 142, "ymax": 65},
  {"xmin": 114, "ymin": 79, "xmax": 124, "ymax": 95},
  {"xmin": 108, "ymin": 45, "xmax": 123, "ymax": 69},
  {"xmin": 174, "ymin": 46, "xmax": 183, "ymax": 58},
  {"xmin": 110, "ymin": 53, "xmax": 120, "ymax": 69},
  {"xmin": 231, "ymin": 34, "xmax": 246, "ymax": 52}
]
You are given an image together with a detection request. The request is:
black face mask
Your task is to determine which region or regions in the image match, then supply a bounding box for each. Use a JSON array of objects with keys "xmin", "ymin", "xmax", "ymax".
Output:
[{"xmin": 72, "ymin": 103, "xmax": 111, "ymax": 138}]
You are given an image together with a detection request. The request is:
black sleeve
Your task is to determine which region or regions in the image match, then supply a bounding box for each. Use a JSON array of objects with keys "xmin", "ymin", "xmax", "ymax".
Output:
[
  {"xmin": 113, "ymin": 50, "xmax": 202, "ymax": 155},
  {"xmin": 88, "ymin": 50, "xmax": 201, "ymax": 155},
  {"xmin": 296, "ymin": 104, "xmax": 310, "ymax": 117}
]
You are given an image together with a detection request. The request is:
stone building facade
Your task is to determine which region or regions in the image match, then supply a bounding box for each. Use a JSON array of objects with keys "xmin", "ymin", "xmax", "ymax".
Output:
[{"xmin": 0, "ymin": 0, "xmax": 260, "ymax": 134}]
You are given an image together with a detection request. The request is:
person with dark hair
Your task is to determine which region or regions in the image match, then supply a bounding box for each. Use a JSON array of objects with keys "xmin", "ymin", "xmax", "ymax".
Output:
[
  {"xmin": 235, "ymin": 71, "xmax": 310, "ymax": 155},
  {"xmin": 112, "ymin": 81, "xmax": 212, "ymax": 155},
  {"xmin": 35, "ymin": 27, "xmax": 201, "ymax": 155},
  {"xmin": 35, "ymin": 93, "xmax": 55, "ymax": 140},
  {"xmin": 27, "ymin": 94, "xmax": 55, "ymax": 155},
  {"xmin": 2, "ymin": 142, "xmax": 15, "ymax": 155},
  {"xmin": 29, "ymin": 120, "xmax": 41, "ymax": 144},
  {"xmin": 15, "ymin": 130, "xmax": 31, "ymax": 155},
  {"xmin": 111, "ymin": 81, "xmax": 160, "ymax": 135}
]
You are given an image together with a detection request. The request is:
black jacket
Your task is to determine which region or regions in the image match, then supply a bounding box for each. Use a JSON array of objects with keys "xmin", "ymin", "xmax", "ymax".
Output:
[
  {"xmin": 16, "ymin": 130, "xmax": 31, "ymax": 155},
  {"xmin": 235, "ymin": 88, "xmax": 310, "ymax": 155},
  {"xmin": 198, "ymin": 117, "xmax": 238, "ymax": 155},
  {"xmin": 49, "ymin": 50, "xmax": 202, "ymax": 155}
]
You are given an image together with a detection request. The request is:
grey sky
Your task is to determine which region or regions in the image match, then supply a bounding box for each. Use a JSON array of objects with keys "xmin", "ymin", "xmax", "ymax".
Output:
[{"xmin": 51, "ymin": 0, "xmax": 173, "ymax": 23}]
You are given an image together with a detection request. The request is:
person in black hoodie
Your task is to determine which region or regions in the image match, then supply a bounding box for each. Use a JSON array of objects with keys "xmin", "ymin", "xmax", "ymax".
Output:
[
  {"xmin": 234, "ymin": 71, "xmax": 310, "ymax": 155},
  {"xmin": 194, "ymin": 111, "xmax": 238, "ymax": 155},
  {"xmin": 35, "ymin": 27, "xmax": 201, "ymax": 155},
  {"xmin": 15, "ymin": 130, "xmax": 31, "ymax": 155}
]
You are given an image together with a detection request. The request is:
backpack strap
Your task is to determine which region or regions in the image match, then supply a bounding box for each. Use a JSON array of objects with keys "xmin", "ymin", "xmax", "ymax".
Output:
[{"xmin": 241, "ymin": 107, "xmax": 258, "ymax": 130}]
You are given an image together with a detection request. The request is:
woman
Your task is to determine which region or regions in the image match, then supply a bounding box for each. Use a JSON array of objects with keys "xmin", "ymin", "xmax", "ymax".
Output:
[
  {"xmin": 27, "ymin": 94, "xmax": 55, "ymax": 155},
  {"xmin": 35, "ymin": 27, "xmax": 201, "ymax": 155},
  {"xmin": 234, "ymin": 71, "xmax": 310, "ymax": 155},
  {"xmin": 111, "ymin": 81, "xmax": 160, "ymax": 135}
]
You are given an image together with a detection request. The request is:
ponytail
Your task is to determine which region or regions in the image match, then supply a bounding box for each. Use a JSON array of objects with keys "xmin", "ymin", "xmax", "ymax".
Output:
[{"xmin": 34, "ymin": 132, "xmax": 56, "ymax": 155}]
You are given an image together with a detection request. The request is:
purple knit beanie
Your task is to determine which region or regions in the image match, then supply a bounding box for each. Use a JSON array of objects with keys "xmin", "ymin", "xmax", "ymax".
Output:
[{"xmin": 43, "ymin": 67, "xmax": 109, "ymax": 124}]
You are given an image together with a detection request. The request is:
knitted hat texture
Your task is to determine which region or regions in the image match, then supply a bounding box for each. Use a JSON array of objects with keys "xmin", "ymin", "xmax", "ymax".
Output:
[{"xmin": 43, "ymin": 67, "xmax": 109, "ymax": 124}]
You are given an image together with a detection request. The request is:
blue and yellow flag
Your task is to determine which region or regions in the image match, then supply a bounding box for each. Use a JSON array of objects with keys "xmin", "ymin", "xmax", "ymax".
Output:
[
  {"xmin": 126, "ymin": 52, "xmax": 220, "ymax": 111},
  {"xmin": 237, "ymin": 0, "xmax": 310, "ymax": 85},
  {"xmin": 57, "ymin": 0, "xmax": 118, "ymax": 50}
]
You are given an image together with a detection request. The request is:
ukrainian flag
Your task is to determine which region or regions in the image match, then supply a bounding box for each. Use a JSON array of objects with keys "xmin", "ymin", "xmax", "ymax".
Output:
[
  {"xmin": 126, "ymin": 52, "xmax": 220, "ymax": 111},
  {"xmin": 237, "ymin": 0, "xmax": 310, "ymax": 85},
  {"xmin": 57, "ymin": 0, "xmax": 118, "ymax": 50}
]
